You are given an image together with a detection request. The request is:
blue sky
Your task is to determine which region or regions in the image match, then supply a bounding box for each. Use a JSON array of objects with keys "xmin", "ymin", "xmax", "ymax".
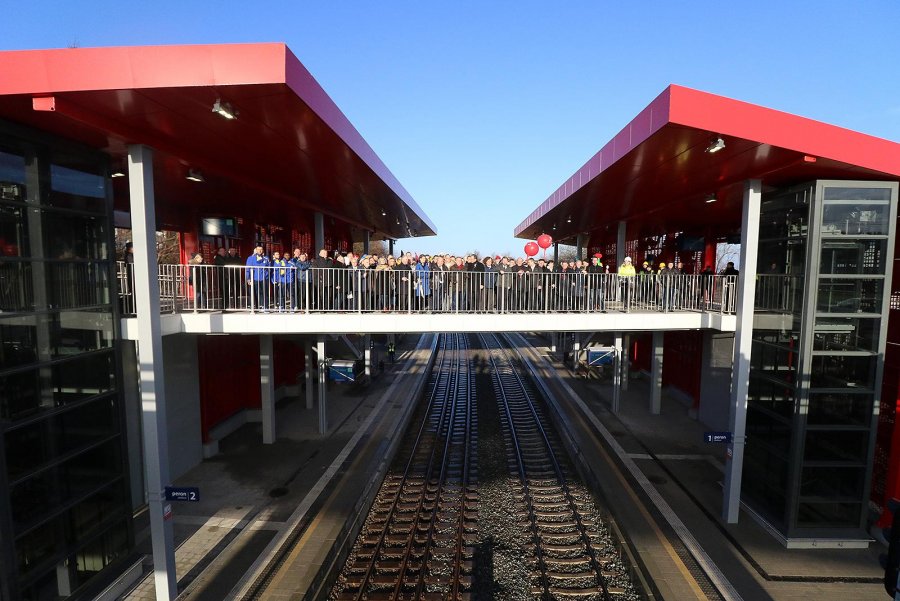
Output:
[{"xmin": 5, "ymin": 1, "xmax": 900, "ymax": 256}]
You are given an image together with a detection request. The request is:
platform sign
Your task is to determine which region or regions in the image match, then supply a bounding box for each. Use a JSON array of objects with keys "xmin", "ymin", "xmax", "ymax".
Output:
[
  {"xmin": 587, "ymin": 347, "xmax": 616, "ymax": 367},
  {"xmin": 165, "ymin": 486, "xmax": 200, "ymax": 502},
  {"xmin": 704, "ymin": 431, "xmax": 733, "ymax": 444}
]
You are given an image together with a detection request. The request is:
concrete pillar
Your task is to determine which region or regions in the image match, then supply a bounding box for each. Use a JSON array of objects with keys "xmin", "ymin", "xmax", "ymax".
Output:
[
  {"xmin": 572, "ymin": 334, "xmax": 581, "ymax": 367},
  {"xmin": 550, "ymin": 332, "xmax": 557, "ymax": 353},
  {"xmin": 317, "ymin": 335, "xmax": 327, "ymax": 434},
  {"xmin": 723, "ymin": 179, "xmax": 761, "ymax": 523},
  {"xmin": 650, "ymin": 331, "xmax": 664, "ymax": 414},
  {"xmin": 621, "ymin": 334, "xmax": 630, "ymax": 392},
  {"xmin": 575, "ymin": 234, "xmax": 584, "ymax": 261},
  {"xmin": 364, "ymin": 334, "xmax": 372, "ymax": 377},
  {"xmin": 612, "ymin": 332, "xmax": 623, "ymax": 413},
  {"xmin": 260, "ymin": 335, "xmax": 275, "ymax": 444},
  {"xmin": 617, "ymin": 221, "xmax": 626, "ymax": 266},
  {"xmin": 363, "ymin": 230, "xmax": 371, "ymax": 254},
  {"xmin": 389, "ymin": 239, "xmax": 395, "ymax": 256},
  {"xmin": 314, "ymin": 212, "xmax": 325, "ymax": 252},
  {"xmin": 553, "ymin": 242, "xmax": 559, "ymax": 264},
  {"xmin": 305, "ymin": 339, "xmax": 314, "ymax": 410},
  {"xmin": 128, "ymin": 144, "xmax": 177, "ymax": 601}
]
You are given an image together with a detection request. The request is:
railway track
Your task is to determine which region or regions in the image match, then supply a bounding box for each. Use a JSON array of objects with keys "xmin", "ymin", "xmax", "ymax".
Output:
[
  {"xmin": 331, "ymin": 334, "xmax": 638, "ymax": 601},
  {"xmin": 332, "ymin": 333, "xmax": 478, "ymax": 600}
]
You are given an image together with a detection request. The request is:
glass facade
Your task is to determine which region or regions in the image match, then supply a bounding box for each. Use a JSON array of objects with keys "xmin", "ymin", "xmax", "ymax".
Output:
[
  {"xmin": 0, "ymin": 121, "xmax": 131, "ymax": 600},
  {"xmin": 747, "ymin": 180, "xmax": 898, "ymax": 537}
]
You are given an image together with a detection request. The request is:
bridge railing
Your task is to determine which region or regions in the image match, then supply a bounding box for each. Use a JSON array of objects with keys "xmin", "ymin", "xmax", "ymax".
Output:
[{"xmin": 116, "ymin": 263, "xmax": 737, "ymax": 317}]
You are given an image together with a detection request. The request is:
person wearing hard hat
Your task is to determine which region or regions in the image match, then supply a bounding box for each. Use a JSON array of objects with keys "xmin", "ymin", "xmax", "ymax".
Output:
[{"xmin": 618, "ymin": 256, "xmax": 636, "ymax": 312}]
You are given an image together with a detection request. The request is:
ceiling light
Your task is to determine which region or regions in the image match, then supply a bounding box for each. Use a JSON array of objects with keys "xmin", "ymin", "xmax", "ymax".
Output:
[
  {"xmin": 212, "ymin": 99, "xmax": 238, "ymax": 120},
  {"xmin": 552, "ymin": 224, "xmax": 557, "ymax": 230},
  {"xmin": 566, "ymin": 216, "xmax": 572, "ymax": 223},
  {"xmin": 706, "ymin": 137, "xmax": 725, "ymax": 154},
  {"xmin": 186, "ymin": 169, "xmax": 204, "ymax": 183},
  {"xmin": 395, "ymin": 217, "xmax": 400, "ymax": 225},
  {"xmin": 381, "ymin": 209, "xmax": 386, "ymax": 216},
  {"xmin": 110, "ymin": 171, "xmax": 125, "ymax": 178},
  {"xmin": 705, "ymin": 193, "xmax": 717, "ymax": 204}
]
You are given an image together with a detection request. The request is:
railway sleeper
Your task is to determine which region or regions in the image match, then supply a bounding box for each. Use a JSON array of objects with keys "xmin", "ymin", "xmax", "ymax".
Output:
[
  {"xmin": 545, "ymin": 570, "xmax": 598, "ymax": 581},
  {"xmin": 547, "ymin": 586, "xmax": 611, "ymax": 598}
]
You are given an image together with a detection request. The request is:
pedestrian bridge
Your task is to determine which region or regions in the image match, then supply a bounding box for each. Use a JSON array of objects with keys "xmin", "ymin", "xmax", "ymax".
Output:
[{"xmin": 118, "ymin": 264, "xmax": 740, "ymax": 337}]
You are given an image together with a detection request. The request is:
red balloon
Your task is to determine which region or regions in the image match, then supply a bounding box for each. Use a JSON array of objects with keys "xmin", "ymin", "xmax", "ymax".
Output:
[
  {"xmin": 537, "ymin": 233, "xmax": 553, "ymax": 249},
  {"xmin": 524, "ymin": 241, "xmax": 539, "ymax": 257}
]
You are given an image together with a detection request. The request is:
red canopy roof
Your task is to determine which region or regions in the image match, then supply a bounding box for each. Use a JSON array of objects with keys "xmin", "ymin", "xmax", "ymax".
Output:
[
  {"xmin": 0, "ymin": 43, "xmax": 435, "ymax": 239},
  {"xmin": 515, "ymin": 85, "xmax": 900, "ymax": 241}
]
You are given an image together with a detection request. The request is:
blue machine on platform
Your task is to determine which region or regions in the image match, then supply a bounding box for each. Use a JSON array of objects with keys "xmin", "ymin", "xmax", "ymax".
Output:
[
  {"xmin": 587, "ymin": 348, "xmax": 615, "ymax": 367},
  {"xmin": 328, "ymin": 359, "xmax": 362, "ymax": 383}
]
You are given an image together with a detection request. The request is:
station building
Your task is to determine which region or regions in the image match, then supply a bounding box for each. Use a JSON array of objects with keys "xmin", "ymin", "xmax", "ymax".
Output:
[{"xmin": 515, "ymin": 84, "xmax": 900, "ymax": 543}]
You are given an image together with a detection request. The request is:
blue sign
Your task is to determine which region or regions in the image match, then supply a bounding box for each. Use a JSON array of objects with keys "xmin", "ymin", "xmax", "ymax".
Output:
[
  {"xmin": 165, "ymin": 486, "xmax": 200, "ymax": 502},
  {"xmin": 704, "ymin": 432, "xmax": 733, "ymax": 444}
]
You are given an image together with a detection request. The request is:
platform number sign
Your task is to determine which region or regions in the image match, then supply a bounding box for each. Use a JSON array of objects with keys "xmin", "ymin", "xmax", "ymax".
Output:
[
  {"xmin": 704, "ymin": 432, "xmax": 733, "ymax": 444},
  {"xmin": 165, "ymin": 486, "xmax": 200, "ymax": 502}
]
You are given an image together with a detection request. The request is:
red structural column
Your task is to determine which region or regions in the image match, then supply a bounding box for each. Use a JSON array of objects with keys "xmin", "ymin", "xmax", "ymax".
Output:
[{"xmin": 704, "ymin": 237, "xmax": 717, "ymax": 270}]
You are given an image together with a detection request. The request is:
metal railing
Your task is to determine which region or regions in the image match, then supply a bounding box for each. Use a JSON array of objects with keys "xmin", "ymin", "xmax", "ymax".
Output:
[
  {"xmin": 116, "ymin": 262, "xmax": 737, "ymax": 317},
  {"xmin": 754, "ymin": 274, "xmax": 803, "ymax": 314}
]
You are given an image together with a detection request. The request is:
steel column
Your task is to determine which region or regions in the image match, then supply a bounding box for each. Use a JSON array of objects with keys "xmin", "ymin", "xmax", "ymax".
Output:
[
  {"xmin": 650, "ymin": 330, "xmax": 664, "ymax": 414},
  {"xmin": 305, "ymin": 339, "xmax": 314, "ymax": 410},
  {"xmin": 612, "ymin": 333, "xmax": 623, "ymax": 413},
  {"xmin": 553, "ymin": 242, "xmax": 559, "ymax": 264},
  {"xmin": 723, "ymin": 179, "xmax": 761, "ymax": 523},
  {"xmin": 621, "ymin": 334, "xmax": 630, "ymax": 392},
  {"xmin": 260, "ymin": 335, "xmax": 275, "ymax": 444},
  {"xmin": 317, "ymin": 335, "xmax": 327, "ymax": 434},
  {"xmin": 575, "ymin": 234, "xmax": 584, "ymax": 261},
  {"xmin": 363, "ymin": 230, "xmax": 370, "ymax": 254},
  {"xmin": 128, "ymin": 144, "xmax": 177, "ymax": 601},
  {"xmin": 617, "ymin": 221, "xmax": 626, "ymax": 266}
]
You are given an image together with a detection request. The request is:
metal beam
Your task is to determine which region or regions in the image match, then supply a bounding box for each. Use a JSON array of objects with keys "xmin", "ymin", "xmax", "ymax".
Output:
[
  {"xmin": 305, "ymin": 339, "xmax": 314, "ymax": 410},
  {"xmin": 314, "ymin": 212, "xmax": 325, "ymax": 253},
  {"xmin": 723, "ymin": 179, "xmax": 761, "ymax": 523},
  {"xmin": 128, "ymin": 144, "xmax": 177, "ymax": 601},
  {"xmin": 317, "ymin": 335, "xmax": 327, "ymax": 434},
  {"xmin": 612, "ymin": 332, "xmax": 623, "ymax": 413},
  {"xmin": 617, "ymin": 221, "xmax": 626, "ymax": 266}
]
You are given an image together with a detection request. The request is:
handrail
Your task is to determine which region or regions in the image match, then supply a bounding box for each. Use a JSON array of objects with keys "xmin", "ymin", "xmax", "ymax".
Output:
[{"xmin": 115, "ymin": 261, "xmax": 738, "ymax": 316}]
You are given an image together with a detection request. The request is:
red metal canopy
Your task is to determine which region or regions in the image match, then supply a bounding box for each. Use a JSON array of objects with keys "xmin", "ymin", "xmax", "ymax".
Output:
[
  {"xmin": 515, "ymin": 85, "xmax": 900, "ymax": 242},
  {"xmin": 0, "ymin": 43, "xmax": 435, "ymax": 240}
]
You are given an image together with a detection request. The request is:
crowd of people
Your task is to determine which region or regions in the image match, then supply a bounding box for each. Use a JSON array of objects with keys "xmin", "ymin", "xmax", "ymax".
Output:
[{"xmin": 164, "ymin": 245, "xmax": 736, "ymax": 314}]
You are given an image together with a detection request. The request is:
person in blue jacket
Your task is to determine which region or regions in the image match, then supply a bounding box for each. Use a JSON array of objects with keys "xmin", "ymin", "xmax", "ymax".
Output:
[
  {"xmin": 289, "ymin": 249, "xmax": 310, "ymax": 311},
  {"xmin": 271, "ymin": 250, "xmax": 292, "ymax": 312},
  {"xmin": 414, "ymin": 255, "xmax": 431, "ymax": 311},
  {"xmin": 245, "ymin": 244, "xmax": 270, "ymax": 312}
]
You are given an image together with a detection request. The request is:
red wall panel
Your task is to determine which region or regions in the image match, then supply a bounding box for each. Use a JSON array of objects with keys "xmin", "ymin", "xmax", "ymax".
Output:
[
  {"xmin": 197, "ymin": 335, "xmax": 261, "ymax": 442},
  {"xmin": 663, "ymin": 330, "xmax": 702, "ymax": 404}
]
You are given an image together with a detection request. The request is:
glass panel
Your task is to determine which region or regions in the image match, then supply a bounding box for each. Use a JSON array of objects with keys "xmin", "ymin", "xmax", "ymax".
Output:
[
  {"xmin": 803, "ymin": 429, "xmax": 869, "ymax": 463},
  {"xmin": 68, "ymin": 482, "xmax": 125, "ymax": 541},
  {"xmin": 748, "ymin": 376, "xmax": 796, "ymax": 418},
  {"xmin": 797, "ymin": 502, "xmax": 861, "ymax": 527},
  {"xmin": 0, "ymin": 148, "xmax": 26, "ymax": 185},
  {"xmin": 807, "ymin": 392, "xmax": 875, "ymax": 426},
  {"xmin": 800, "ymin": 466, "xmax": 866, "ymax": 499},
  {"xmin": 4, "ymin": 421, "xmax": 49, "ymax": 481},
  {"xmin": 47, "ymin": 262, "xmax": 111, "ymax": 309},
  {"xmin": 43, "ymin": 211, "xmax": 108, "ymax": 261},
  {"xmin": 10, "ymin": 468, "xmax": 59, "ymax": 529},
  {"xmin": 820, "ymin": 239, "xmax": 887, "ymax": 275},
  {"xmin": 15, "ymin": 517, "xmax": 63, "ymax": 577},
  {"xmin": 56, "ymin": 397, "xmax": 117, "ymax": 454},
  {"xmin": 0, "ymin": 317, "xmax": 39, "ymax": 370},
  {"xmin": 742, "ymin": 440, "xmax": 789, "ymax": 529},
  {"xmin": 816, "ymin": 278, "xmax": 883, "ymax": 314},
  {"xmin": 813, "ymin": 317, "xmax": 880, "ymax": 352},
  {"xmin": 48, "ymin": 163, "xmax": 106, "ymax": 212},
  {"xmin": 823, "ymin": 187, "xmax": 892, "ymax": 201},
  {"xmin": 73, "ymin": 519, "xmax": 128, "ymax": 587},
  {"xmin": 52, "ymin": 351, "xmax": 115, "ymax": 406},
  {"xmin": 746, "ymin": 407, "xmax": 793, "ymax": 454},
  {"xmin": 61, "ymin": 438, "xmax": 122, "ymax": 500},
  {"xmin": 809, "ymin": 354, "xmax": 876, "ymax": 389},
  {"xmin": 0, "ymin": 368, "xmax": 44, "ymax": 420},
  {"xmin": 50, "ymin": 310, "xmax": 114, "ymax": 358},
  {"xmin": 0, "ymin": 201, "xmax": 29, "ymax": 257},
  {"xmin": 0, "ymin": 260, "xmax": 34, "ymax": 311},
  {"xmin": 821, "ymin": 203, "xmax": 889, "ymax": 236}
]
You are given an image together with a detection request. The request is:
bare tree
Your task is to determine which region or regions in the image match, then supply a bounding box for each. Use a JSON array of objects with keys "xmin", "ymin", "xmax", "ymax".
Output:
[
  {"xmin": 716, "ymin": 243, "xmax": 741, "ymax": 273},
  {"xmin": 115, "ymin": 228, "xmax": 181, "ymax": 263},
  {"xmin": 352, "ymin": 239, "xmax": 388, "ymax": 256}
]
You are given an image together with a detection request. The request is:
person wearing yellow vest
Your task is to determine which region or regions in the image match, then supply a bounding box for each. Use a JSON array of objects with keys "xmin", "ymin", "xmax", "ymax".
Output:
[{"xmin": 618, "ymin": 256, "xmax": 636, "ymax": 311}]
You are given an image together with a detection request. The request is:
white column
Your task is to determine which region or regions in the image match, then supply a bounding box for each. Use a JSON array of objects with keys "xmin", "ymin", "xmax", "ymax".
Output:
[
  {"xmin": 621, "ymin": 334, "xmax": 630, "ymax": 392},
  {"xmin": 260, "ymin": 335, "xmax": 275, "ymax": 444},
  {"xmin": 617, "ymin": 221, "xmax": 626, "ymax": 266},
  {"xmin": 650, "ymin": 330, "xmax": 664, "ymax": 414},
  {"xmin": 317, "ymin": 335, "xmax": 327, "ymax": 434},
  {"xmin": 723, "ymin": 179, "xmax": 761, "ymax": 523},
  {"xmin": 305, "ymin": 340, "xmax": 314, "ymax": 410},
  {"xmin": 364, "ymin": 334, "xmax": 372, "ymax": 377},
  {"xmin": 314, "ymin": 212, "xmax": 325, "ymax": 252},
  {"xmin": 612, "ymin": 332, "xmax": 623, "ymax": 413},
  {"xmin": 128, "ymin": 145, "xmax": 177, "ymax": 601}
]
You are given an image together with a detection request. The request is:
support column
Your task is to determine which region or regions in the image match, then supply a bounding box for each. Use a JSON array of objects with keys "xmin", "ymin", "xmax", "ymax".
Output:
[
  {"xmin": 553, "ymin": 242, "xmax": 559, "ymax": 264},
  {"xmin": 389, "ymin": 239, "xmax": 395, "ymax": 256},
  {"xmin": 317, "ymin": 335, "xmax": 327, "ymax": 434},
  {"xmin": 572, "ymin": 334, "xmax": 581, "ymax": 368},
  {"xmin": 575, "ymin": 234, "xmax": 584, "ymax": 261},
  {"xmin": 723, "ymin": 179, "xmax": 761, "ymax": 524},
  {"xmin": 617, "ymin": 221, "xmax": 626, "ymax": 266},
  {"xmin": 128, "ymin": 145, "xmax": 176, "ymax": 601},
  {"xmin": 650, "ymin": 331, "xmax": 664, "ymax": 414},
  {"xmin": 363, "ymin": 230, "xmax": 371, "ymax": 254},
  {"xmin": 364, "ymin": 334, "xmax": 372, "ymax": 377},
  {"xmin": 621, "ymin": 334, "xmax": 630, "ymax": 392},
  {"xmin": 305, "ymin": 339, "xmax": 314, "ymax": 410},
  {"xmin": 612, "ymin": 333, "xmax": 623, "ymax": 413},
  {"xmin": 260, "ymin": 335, "xmax": 275, "ymax": 444},
  {"xmin": 314, "ymin": 212, "xmax": 325, "ymax": 252}
]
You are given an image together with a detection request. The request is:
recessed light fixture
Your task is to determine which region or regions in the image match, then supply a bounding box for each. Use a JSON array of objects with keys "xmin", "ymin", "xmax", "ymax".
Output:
[
  {"xmin": 706, "ymin": 136, "xmax": 725, "ymax": 154},
  {"xmin": 110, "ymin": 171, "xmax": 125, "ymax": 178},
  {"xmin": 395, "ymin": 217, "xmax": 400, "ymax": 225},
  {"xmin": 381, "ymin": 209, "xmax": 386, "ymax": 216},
  {"xmin": 552, "ymin": 224, "xmax": 557, "ymax": 230},
  {"xmin": 705, "ymin": 193, "xmax": 717, "ymax": 204},
  {"xmin": 212, "ymin": 99, "xmax": 238, "ymax": 120},
  {"xmin": 566, "ymin": 216, "xmax": 572, "ymax": 223},
  {"xmin": 186, "ymin": 169, "xmax": 204, "ymax": 183}
]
